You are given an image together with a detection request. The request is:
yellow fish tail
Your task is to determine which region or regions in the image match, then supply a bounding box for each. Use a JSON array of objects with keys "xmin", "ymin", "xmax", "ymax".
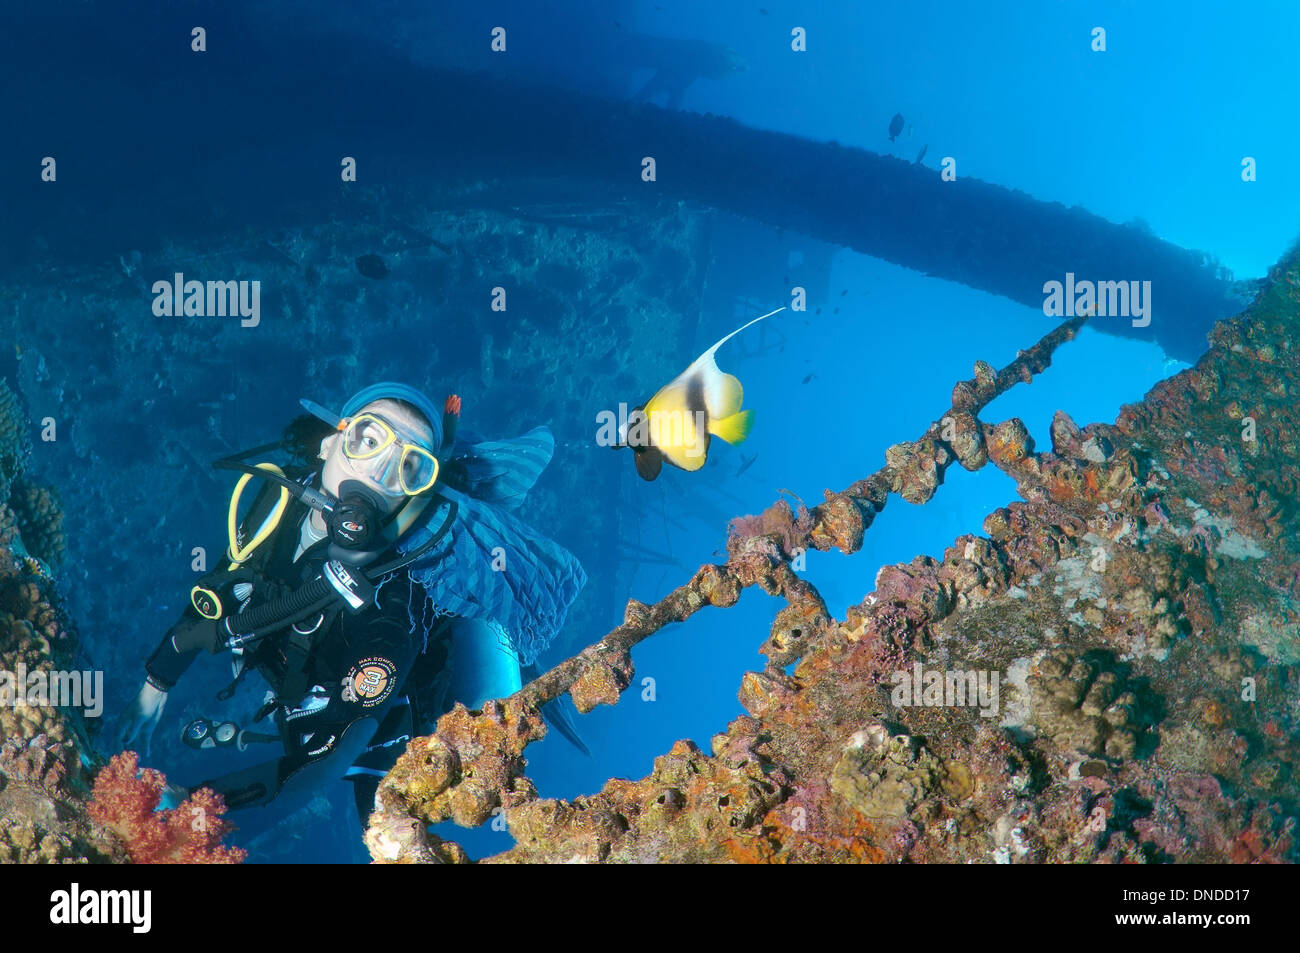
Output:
[{"xmin": 709, "ymin": 409, "xmax": 753, "ymax": 445}]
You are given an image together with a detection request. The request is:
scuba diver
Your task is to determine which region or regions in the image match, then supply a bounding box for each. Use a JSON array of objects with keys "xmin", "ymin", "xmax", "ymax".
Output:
[{"xmin": 117, "ymin": 382, "xmax": 587, "ymax": 825}]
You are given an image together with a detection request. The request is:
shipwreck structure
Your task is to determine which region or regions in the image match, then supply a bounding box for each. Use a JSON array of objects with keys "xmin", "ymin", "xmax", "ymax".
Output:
[
  {"xmin": 3, "ymin": 5, "xmax": 1243, "ymax": 363},
  {"xmin": 354, "ymin": 248, "xmax": 1299, "ymax": 863}
]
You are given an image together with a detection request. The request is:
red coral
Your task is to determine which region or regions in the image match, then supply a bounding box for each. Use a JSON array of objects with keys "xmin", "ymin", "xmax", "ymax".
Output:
[{"xmin": 88, "ymin": 752, "xmax": 246, "ymax": 864}]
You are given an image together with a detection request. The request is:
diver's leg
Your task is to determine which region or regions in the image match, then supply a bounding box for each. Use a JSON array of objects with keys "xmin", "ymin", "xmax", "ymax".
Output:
[
  {"xmin": 343, "ymin": 699, "xmax": 415, "ymax": 826},
  {"xmin": 446, "ymin": 618, "xmax": 522, "ymax": 709},
  {"xmin": 192, "ymin": 715, "xmax": 381, "ymax": 812},
  {"xmin": 275, "ymin": 716, "xmax": 380, "ymax": 806},
  {"xmin": 351, "ymin": 775, "xmax": 381, "ymax": 825},
  {"xmin": 193, "ymin": 758, "xmax": 283, "ymax": 811}
]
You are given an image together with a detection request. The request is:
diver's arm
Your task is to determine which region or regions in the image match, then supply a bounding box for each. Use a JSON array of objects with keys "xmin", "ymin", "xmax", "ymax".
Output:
[
  {"xmin": 143, "ymin": 477, "xmax": 287, "ymax": 691},
  {"xmin": 143, "ymin": 605, "xmax": 224, "ymax": 691},
  {"xmin": 122, "ymin": 551, "xmax": 240, "ymax": 753},
  {"xmin": 120, "ymin": 605, "xmax": 224, "ymax": 754},
  {"xmin": 124, "ymin": 458, "xmax": 292, "ymax": 756},
  {"xmin": 118, "ymin": 681, "xmax": 169, "ymax": 757}
]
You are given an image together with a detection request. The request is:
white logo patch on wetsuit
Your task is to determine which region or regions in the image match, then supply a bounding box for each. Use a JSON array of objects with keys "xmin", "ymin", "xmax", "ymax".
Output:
[{"xmin": 346, "ymin": 656, "xmax": 396, "ymax": 708}]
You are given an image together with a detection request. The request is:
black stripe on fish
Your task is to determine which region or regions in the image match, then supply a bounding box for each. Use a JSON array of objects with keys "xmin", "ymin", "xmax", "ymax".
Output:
[{"xmin": 685, "ymin": 373, "xmax": 712, "ymax": 459}]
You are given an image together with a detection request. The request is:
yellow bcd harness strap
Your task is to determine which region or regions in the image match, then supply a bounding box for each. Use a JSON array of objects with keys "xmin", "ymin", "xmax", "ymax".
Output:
[
  {"xmin": 191, "ymin": 464, "xmax": 293, "ymax": 619},
  {"xmin": 228, "ymin": 463, "xmax": 292, "ymax": 565}
]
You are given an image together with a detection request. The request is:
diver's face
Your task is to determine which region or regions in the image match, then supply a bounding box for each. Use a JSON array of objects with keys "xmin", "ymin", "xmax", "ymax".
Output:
[{"xmin": 318, "ymin": 399, "xmax": 435, "ymax": 512}]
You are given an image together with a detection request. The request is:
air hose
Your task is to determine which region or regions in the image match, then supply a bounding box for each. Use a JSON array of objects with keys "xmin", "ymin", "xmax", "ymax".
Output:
[
  {"xmin": 220, "ymin": 497, "xmax": 458, "ymax": 650},
  {"xmin": 220, "ymin": 581, "xmax": 338, "ymax": 647}
]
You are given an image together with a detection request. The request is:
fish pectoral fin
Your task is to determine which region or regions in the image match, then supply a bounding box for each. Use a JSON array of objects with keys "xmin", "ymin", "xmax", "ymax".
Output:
[
  {"xmin": 635, "ymin": 447, "xmax": 664, "ymax": 481},
  {"xmin": 709, "ymin": 409, "xmax": 753, "ymax": 445}
]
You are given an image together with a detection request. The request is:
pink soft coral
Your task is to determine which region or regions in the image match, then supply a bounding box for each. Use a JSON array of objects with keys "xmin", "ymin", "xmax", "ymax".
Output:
[
  {"xmin": 727, "ymin": 497, "xmax": 814, "ymax": 559},
  {"xmin": 88, "ymin": 751, "xmax": 246, "ymax": 864}
]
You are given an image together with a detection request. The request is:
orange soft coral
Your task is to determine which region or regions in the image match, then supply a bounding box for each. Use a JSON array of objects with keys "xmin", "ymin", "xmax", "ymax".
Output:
[{"xmin": 88, "ymin": 751, "xmax": 246, "ymax": 864}]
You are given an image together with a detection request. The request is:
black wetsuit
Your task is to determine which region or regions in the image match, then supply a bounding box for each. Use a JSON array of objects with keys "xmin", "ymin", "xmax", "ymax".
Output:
[{"xmin": 142, "ymin": 471, "xmax": 451, "ymax": 822}]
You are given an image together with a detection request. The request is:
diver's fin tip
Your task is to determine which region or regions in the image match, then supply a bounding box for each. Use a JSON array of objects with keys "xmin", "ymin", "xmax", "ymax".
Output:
[{"xmin": 540, "ymin": 695, "xmax": 592, "ymax": 757}]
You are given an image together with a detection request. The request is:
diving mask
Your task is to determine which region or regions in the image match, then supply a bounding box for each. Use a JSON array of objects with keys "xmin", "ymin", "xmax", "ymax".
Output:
[{"xmin": 338, "ymin": 413, "xmax": 440, "ymax": 495}]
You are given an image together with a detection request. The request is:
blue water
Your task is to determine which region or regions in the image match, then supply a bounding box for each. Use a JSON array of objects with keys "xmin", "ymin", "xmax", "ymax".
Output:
[{"xmin": 3, "ymin": 0, "xmax": 1296, "ymax": 863}]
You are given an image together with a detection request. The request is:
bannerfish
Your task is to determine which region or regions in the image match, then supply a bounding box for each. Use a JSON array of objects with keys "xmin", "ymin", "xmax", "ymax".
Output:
[
  {"xmin": 888, "ymin": 113, "xmax": 904, "ymax": 142},
  {"xmin": 617, "ymin": 307, "xmax": 784, "ymax": 481}
]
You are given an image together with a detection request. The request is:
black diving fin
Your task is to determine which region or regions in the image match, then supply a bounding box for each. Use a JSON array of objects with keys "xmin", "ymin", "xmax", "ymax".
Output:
[{"xmin": 523, "ymin": 661, "xmax": 592, "ymax": 757}]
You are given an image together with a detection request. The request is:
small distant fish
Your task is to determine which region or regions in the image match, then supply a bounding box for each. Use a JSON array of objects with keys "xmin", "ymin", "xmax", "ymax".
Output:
[
  {"xmin": 759, "ymin": 7, "xmax": 769, "ymax": 13},
  {"xmin": 801, "ymin": 373, "xmax": 816, "ymax": 384},
  {"xmin": 915, "ymin": 144, "xmax": 928, "ymax": 165},
  {"xmin": 735, "ymin": 453, "xmax": 758, "ymax": 477},
  {"xmin": 888, "ymin": 113, "xmax": 904, "ymax": 142},
  {"xmin": 356, "ymin": 254, "xmax": 388, "ymax": 279},
  {"xmin": 840, "ymin": 288, "xmax": 847, "ymax": 296},
  {"xmin": 615, "ymin": 308, "xmax": 784, "ymax": 481}
]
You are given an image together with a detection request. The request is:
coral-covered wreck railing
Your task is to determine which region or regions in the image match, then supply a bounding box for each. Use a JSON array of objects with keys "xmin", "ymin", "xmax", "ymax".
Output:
[{"xmin": 363, "ymin": 312, "xmax": 1093, "ymax": 863}]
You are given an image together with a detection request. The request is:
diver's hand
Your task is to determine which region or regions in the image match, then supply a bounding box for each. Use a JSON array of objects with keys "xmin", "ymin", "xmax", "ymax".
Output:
[
  {"xmin": 119, "ymin": 681, "xmax": 168, "ymax": 758},
  {"xmin": 156, "ymin": 782, "xmax": 189, "ymax": 812}
]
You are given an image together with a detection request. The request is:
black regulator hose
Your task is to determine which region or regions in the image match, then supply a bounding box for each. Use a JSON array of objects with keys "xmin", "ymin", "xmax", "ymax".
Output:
[
  {"xmin": 220, "ymin": 498, "xmax": 459, "ymax": 647},
  {"xmin": 221, "ymin": 580, "xmax": 338, "ymax": 643},
  {"xmin": 213, "ymin": 457, "xmax": 336, "ymax": 512}
]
